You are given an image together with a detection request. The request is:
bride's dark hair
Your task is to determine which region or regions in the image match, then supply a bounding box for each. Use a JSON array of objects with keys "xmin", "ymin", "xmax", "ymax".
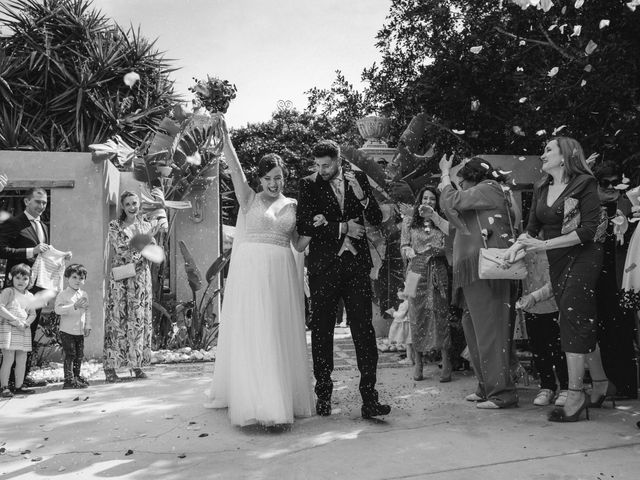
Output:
[{"xmin": 257, "ymin": 153, "xmax": 288, "ymax": 178}]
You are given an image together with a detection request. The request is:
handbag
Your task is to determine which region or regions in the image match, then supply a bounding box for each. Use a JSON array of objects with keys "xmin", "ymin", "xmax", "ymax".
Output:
[
  {"xmin": 112, "ymin": 263, "xmax": 136, "ymax": 281},
  {"xmin": 475, "ymin": 188, "xmax": 527, "ymax": 280}
]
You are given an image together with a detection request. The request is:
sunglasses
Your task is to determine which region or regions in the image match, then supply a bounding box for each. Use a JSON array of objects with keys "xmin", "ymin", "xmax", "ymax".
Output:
[{"xmin": 598, "ymin": 178, "xmax": 620, "ymax": 189}]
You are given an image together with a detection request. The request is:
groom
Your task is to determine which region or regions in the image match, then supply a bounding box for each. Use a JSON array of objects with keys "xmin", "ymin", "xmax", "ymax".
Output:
[{"xmin": 297, "ymin": 140, "xmax": 391, "ymax": 419}]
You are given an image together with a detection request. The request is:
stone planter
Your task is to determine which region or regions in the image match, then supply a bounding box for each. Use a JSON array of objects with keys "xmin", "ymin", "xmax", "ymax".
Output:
[{"xmin": 356, "ymin": 116, "xmax": 391, "ymax": 145}]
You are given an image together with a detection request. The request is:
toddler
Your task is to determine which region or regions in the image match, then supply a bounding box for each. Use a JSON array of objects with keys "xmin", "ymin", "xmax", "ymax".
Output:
[
  {"xmin": 54, "ymin": 264, "xmax": 91, "ymax": 389},
  {"xmin": 0, "ymin": 264, "xmax": 37, "ymax": 397}
]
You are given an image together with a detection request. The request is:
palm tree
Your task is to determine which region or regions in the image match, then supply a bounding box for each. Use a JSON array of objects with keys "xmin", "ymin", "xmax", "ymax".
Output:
[{"xmin": 0, "ymin": 0, "xmax": 180, "ymax": 152}]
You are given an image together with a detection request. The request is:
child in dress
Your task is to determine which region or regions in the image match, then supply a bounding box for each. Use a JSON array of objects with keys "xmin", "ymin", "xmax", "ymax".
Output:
[
  {"xmin": 387, "ymin": 290, "xmax": 413, "ymax": 365},
  {"xmin": 0, "ymin": 264, "xmax": 37, "ymax": 398},
  {"xmin": 54, "ymin": 264, "xmax": 91, "ymax": 389}
]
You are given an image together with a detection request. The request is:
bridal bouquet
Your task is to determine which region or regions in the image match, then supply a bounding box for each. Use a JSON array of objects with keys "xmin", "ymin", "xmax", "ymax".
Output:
[{"xmin": 189, "ymin": 75, "xmax": 237, "ymax": 114}]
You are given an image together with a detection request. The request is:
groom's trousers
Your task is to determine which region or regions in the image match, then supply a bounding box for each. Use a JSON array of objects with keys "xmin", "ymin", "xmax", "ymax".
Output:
[{"xmin": 309, "ymin": 261, "xmax": 379, "ymax": 405}]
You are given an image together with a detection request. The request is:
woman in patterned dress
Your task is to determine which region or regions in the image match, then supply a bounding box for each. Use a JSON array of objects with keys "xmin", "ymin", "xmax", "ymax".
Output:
[
  {"xmin": 103, "ymin": 192, "xmax": 165, "ymax": 382},
  {"xmin": 401, "ymin": 186, "xmax": 451, "ymax": 382}
]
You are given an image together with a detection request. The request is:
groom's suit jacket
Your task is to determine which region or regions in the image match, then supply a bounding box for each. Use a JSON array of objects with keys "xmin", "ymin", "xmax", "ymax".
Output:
[
  {"xmin": 297, "ymin": 168, "xmax": 382, "ymax": 276},
  {"xmin": 0, "ymin": 212, "xmax": 49, "ymax": 279}
]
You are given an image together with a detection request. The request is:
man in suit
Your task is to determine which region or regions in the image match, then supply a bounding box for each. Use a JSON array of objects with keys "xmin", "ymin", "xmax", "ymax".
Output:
[
  {"xmin": 0, "ymin": 187, "xmax": 51, "ymax": 386},
  {"xmin": 297, "ymin": 140, "xmax": 391, "ymax": 419}
]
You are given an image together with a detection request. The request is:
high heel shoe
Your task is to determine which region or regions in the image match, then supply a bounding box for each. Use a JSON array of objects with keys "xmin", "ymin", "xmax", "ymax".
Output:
[
  {"xmin": 104, "ymin": 369, "xmax": 121, "ymax": 383},
  {"xmin": 547, "ymin": 388, "xmax": 589, "ymax": 423},
  {"xmin": 588, "ymin": 379, "xmax": 617, "ymax": 408}
]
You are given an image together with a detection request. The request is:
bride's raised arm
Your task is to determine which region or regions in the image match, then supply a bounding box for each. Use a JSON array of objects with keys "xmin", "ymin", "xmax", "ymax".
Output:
[{"xmin": 220, "ymin": 117, "xmax": 255, "ymax": 212}]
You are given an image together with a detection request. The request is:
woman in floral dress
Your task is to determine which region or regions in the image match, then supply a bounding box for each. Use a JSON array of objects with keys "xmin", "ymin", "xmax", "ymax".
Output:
[
  {"xmin": 103, "ymin": 191, "xmax": 165, "ymax": 382},
  {"xmin": 401, "ymin": 186, "xmax": 451, "ymax": 382}
]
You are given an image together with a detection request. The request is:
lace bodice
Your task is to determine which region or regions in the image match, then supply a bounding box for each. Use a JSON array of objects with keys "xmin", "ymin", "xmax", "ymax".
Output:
[{"xmin": 243, "ymin": 195, "xmax": 296, "ymax": 248}]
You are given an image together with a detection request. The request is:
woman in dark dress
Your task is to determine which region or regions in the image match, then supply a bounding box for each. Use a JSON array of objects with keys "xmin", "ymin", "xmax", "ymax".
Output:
[{"xmin": 507, "ymin": 137, "xmax": 610, "ymax": 422}]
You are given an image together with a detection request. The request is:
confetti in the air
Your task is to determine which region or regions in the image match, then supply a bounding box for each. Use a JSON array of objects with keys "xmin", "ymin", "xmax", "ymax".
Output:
[
  {"xmin": 519, "ymin": 97, "xmax": 528, "ymax": 103},
  {"xmin": 571, "ymin": 25, "xmax": 582, "ymax": 37},
  {"xmin": 470, "ymin": 46, "xmax": 483, "ymax": 54},
  {"xmin": 548, "ymin": 67, "xmax": 559, "ymax": 77},
  {"xmin": 512, "ymin": 126, "xmax": 525, "ymax": 136},
  {"xmin": 575, "ymin": 0, "xmax": 584, "ymax": 9},
  {"xmin": 452, "ymin": 129, "xmax": 466, "ymax": 135},
  {"xmin": 599, "ymin": 19, "xmax": 610, "ymax": 29},
  {"xmin": 536, "ymin": 129, "xmax": 547, "ymax": 136},
  {"xmin": 585, "ymin": 40, "xmax": 598, "ymax": 55},
  {"xmin": 552, "ymin": 125, "xmax": 567, "ymax": 135}
]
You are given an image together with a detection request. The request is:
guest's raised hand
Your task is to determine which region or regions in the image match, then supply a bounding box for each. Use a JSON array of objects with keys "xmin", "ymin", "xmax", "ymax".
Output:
[
  {"xmin": 439, "ymin": 153, "xmax": 454, "ymax": 174},
  {"xmin": 344, "ymin": 171, "xmax": 364, "ymax": 200},
  {"xmin": 418, "ymin": 204, "xmax": 435, "ymax": 220},
  {"xmin": 313, "ymin": 214, "xmax": 328, "ymax": 227}
]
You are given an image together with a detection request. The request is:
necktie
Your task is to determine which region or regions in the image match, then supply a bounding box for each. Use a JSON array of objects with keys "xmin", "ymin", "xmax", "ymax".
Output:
[
  {"xmin": 32, "ymin": 218, "xmax": 45, "ymax": 244},
  {"xmin": 330, "ymin": 177, "xmax": 344, "ymax": 211}
]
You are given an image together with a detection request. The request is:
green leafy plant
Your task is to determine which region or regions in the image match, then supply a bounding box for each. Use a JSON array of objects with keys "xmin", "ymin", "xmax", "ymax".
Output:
[{"xmin": 0, "ymin": 0, "xmax": 180, "ymax": 152}]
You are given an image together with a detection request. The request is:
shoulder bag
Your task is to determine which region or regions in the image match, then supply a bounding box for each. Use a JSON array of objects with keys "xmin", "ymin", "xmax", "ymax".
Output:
[{"xmin": 476, "ymin": 188, "xmax": 527, "ymax": 280}]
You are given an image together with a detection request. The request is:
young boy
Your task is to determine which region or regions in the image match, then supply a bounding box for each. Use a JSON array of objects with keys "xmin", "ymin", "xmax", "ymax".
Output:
[{"xmin": 54, "ymin": 264, "xmax": 91, "ymax": 389}]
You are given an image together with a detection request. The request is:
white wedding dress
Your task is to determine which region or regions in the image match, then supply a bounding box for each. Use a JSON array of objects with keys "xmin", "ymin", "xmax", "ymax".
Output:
[{"xmin": 205, "ymin": 194, "xmax": 314, "ymax": 426}]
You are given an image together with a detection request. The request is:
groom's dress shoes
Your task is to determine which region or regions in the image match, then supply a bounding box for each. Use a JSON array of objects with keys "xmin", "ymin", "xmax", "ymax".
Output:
[
  {"xmin": 316, "ymin": 399, "xmax": 332, "ymax": 416},
  {"xmin": 361, "ymin": 402, "xmax": 391, "ymax": 419}
]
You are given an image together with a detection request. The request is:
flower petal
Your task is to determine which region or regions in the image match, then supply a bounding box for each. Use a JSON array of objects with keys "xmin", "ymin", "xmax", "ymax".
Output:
[{"xmin": 548, "ymin": 66, "xmax": 559, "ymax": 77}]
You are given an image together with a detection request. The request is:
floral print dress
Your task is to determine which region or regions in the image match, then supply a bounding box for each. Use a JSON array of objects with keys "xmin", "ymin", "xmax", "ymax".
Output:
[{"xmin": 103, "ymin": 217, "xmax": 158, "ymax": 369}]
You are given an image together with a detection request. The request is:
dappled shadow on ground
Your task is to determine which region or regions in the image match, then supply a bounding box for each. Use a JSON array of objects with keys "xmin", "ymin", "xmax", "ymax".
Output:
[{"xmin": 1, "ymin": 363, "xmax": 640, "ymax": 479}]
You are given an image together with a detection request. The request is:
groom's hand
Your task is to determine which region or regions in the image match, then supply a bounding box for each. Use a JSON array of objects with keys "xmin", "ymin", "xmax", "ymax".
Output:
[{"xmin": 345, "ymin": 219, "xmax": 365, "ymax": 239}]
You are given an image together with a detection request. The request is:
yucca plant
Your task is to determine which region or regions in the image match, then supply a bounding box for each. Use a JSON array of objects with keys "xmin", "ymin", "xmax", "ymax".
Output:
[{"xmin": 0, "ymin": 0, "xmax": 180, "ymax": 152}]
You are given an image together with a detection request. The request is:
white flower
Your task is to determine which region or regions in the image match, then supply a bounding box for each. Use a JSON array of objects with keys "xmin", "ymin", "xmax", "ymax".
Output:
[
  {"xmin": 548, "ymin": 66, "xmax": 559, "ymax": 77},
  {"xmin": 123, "ymin": 72, "xmax": 140, "ymax": 87},
  {"xmin": 599, "ymin": 19, "xmax": 610, "ymax": 29},
  {"xmin": 552, "ymin": 125, "xmax": 567, "ymax": 135}
]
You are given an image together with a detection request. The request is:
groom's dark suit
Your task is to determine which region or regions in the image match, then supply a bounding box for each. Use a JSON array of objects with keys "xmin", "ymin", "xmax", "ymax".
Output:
[{"xmin": 297, "ymin": 168, "xmax": 383, "ymax": 405}]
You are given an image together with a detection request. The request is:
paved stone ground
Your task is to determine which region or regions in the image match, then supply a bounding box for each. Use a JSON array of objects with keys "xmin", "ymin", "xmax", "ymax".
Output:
[{"xmin": 2, "ymin": 331, "xmax": 640, "ymax": 480}]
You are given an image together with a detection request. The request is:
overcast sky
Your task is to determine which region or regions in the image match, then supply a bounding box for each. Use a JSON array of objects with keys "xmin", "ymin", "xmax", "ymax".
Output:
[{"xmin": 93, "ymin": 0, "xmax": 390, "ymax": 127}]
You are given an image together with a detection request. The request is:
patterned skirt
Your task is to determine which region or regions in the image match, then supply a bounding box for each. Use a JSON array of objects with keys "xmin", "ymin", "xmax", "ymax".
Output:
[{"xmin": 407, "ymin": 254, "xmax": 450, "ymax": 353}]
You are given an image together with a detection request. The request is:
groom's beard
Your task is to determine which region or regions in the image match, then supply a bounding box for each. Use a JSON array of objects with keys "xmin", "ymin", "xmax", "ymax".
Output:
[{"xmin": 321, "ymin": 167, "xmax": 342, "ymax": 182}]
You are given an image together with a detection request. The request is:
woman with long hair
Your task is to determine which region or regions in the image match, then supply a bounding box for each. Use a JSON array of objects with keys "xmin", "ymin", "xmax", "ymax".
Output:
[
  {"xmin": 506, "ymin": 137, "xmax": 609, "ymax": 422},
  {"xmin": 104, "ymin": 191, "xmax": 166, "ymax": 382},
  {"xmin": 400, "ymin": 186, "xmax": 451, "ymax": 382}
]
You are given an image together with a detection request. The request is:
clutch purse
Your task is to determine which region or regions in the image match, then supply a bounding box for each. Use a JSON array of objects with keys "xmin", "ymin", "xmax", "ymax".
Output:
[
  {"xmin": 561, "ymin": 197, "xmax": 580, "ymax": 235},
  {"xmin": 478, "ymin": 248, "xmax": 527, "ymax": 280},
  {"xmin": 112, "ymin": 263, "xmax": 136, "ymax": 281},
  {"xmin": 403, "ymin": 271, "xmax": 421, "ymax": 298}
]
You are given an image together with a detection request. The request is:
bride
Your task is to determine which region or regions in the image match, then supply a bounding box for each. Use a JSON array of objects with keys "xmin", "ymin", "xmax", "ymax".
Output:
[{"xmin": 205, "ymin": 118, "xmax": 314, "ymax": 426}]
